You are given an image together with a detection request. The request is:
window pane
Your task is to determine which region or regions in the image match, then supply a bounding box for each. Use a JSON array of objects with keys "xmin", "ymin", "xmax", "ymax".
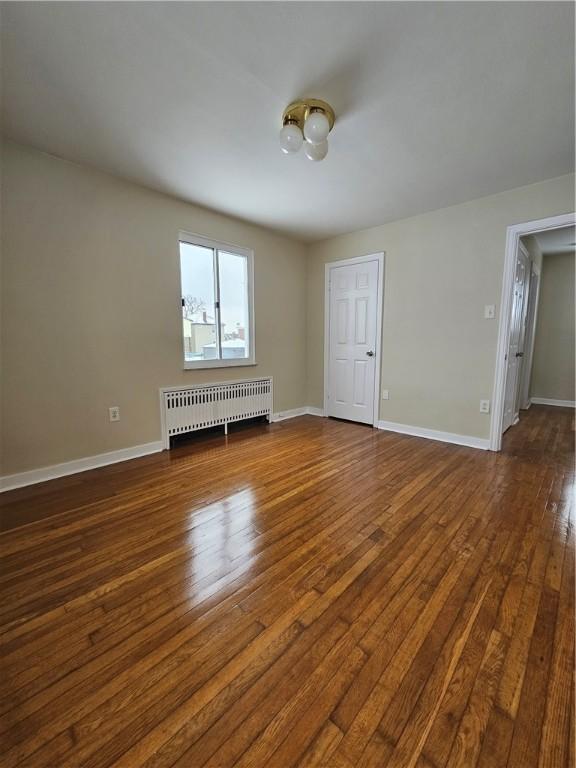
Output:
[
  {"xmin": 218, "ymin": 251, "xmax": 249, "ymax": 360},
  {"xmin": 179, "ymin": 242, "xmax": 219, "ymax": 362}
]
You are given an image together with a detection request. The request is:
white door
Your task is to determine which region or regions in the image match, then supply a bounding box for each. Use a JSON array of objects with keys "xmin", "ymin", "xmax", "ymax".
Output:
[
  {"xmin": 514, "ymin": 265, "xmax": 533, "ymax": 415},
  {"xmin": 327, "ymin": 259, "xmax": 379, "ymax": 424},
  {"xmin": 502, "ymin": 245, "xmax": 530, "ymax": 432},
  {"xmin": 518, "ymin": 269, "xmax": 539, "ymax": 411}
]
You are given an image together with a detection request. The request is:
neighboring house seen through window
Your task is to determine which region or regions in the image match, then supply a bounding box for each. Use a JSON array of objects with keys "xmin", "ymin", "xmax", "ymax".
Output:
[{"xmin": 179, "ymin": 233, "xmax": 255, "ymax": 369}]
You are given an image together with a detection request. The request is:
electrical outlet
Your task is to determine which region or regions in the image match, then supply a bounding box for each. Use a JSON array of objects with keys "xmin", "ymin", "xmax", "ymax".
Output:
[
  {"xmin": 484, "ymin": 305, "xmax": 495, "ymax": 319},
  {"xmin": 381, "ymin": 389, "xmax": 389, "ymax": 400},
  {"xmin": 479, "ymin": 400, "xmax": 490, "ymax": 414},
  {"xmin": 109, "ymin": 406, "xmax": 120, "ymax": 422}
]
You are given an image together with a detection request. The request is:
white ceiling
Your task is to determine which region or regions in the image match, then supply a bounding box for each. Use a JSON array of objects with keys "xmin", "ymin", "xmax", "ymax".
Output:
[
  {"xmin": 1, "ymin": 2, "xmax": 574, "ymax": 242},
  {"xmin": 534, "ymin": 226, "xmax": 576, "ymax": 255}
]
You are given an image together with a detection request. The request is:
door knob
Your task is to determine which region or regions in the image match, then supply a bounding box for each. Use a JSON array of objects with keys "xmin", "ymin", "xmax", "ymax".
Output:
[
  {"xmin": 366, "ymin": 350, "xmax": 374, "ymax": 357},
  {"xmin": 515, "ymin": 352, "xmax": 524, "ymax": 358}
]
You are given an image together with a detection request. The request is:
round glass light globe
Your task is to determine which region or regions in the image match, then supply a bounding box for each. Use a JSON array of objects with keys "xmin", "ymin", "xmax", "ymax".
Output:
[
  {"xmin": 303, "ymin": 110, "xmax": 330, "ymax": 145},
  {"xmin": 279, "ymin": 123, "xmax": 303, "ymax": 154},
  {"xmin": 304, "ymin": 139, "xmax": 328, "ymax": 162}
]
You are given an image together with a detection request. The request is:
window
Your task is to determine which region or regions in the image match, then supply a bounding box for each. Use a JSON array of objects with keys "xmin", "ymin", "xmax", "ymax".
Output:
[{"xmin": 179, "ymin": 233, "xmax": 255, "ymax": 369}]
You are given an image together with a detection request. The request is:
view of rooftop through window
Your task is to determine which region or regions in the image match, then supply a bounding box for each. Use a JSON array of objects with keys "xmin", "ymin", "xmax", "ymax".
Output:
[{"xmin": 179, "ymin": 241, "xmax": 249, "ymax": 363}]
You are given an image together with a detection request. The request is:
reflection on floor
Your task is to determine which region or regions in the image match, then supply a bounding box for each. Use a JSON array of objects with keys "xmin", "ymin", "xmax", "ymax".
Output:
[{"xmin": 0, "ymin": 404, "xmax": 573, "ymax": 767}]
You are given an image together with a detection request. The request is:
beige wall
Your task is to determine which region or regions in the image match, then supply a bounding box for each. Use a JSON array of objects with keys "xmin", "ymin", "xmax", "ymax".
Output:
[
  {"xmin": 307, "ymin": 174, "xmax": 575, "ymax": 439},
  {"xmin": 530, "ymin": 251, "xmax": 575, "ymax": 402},
  {"xmin": 2, "ymin": 139, "xmax": 574, "ymax": 477},
  {"xmin": 1, "ymin": 141, "xmax": 308, "ymax": 474}
]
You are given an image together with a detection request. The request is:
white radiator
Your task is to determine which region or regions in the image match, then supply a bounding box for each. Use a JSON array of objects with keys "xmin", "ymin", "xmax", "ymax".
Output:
[{"xmin": 160, "ymin": 378, "xmax": 272, "ymax": 448}]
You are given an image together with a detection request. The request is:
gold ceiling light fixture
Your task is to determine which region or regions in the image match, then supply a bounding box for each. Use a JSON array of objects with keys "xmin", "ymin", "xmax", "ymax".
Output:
[{"xmin": 279, "ymin": 98, "xmax": 335, "ymax": 162}]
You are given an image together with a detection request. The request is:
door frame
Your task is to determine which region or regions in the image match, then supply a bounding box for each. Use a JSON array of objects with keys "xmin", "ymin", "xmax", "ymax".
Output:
[
  {"xmin": 324, "ymin": 252, "xmax": 385, "ymax": 428},
  {"xmin": 489, "ymin": 212, "xmax": 575, "ymax": 451}
]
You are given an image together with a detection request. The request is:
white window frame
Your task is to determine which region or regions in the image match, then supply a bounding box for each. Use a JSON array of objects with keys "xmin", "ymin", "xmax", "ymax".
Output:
[{"xmin": 179, "ymin": 231, "xmax": 256, "ymax": 370}]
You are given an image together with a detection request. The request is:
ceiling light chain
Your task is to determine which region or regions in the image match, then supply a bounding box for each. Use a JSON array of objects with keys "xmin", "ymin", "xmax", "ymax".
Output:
[{"xmin": 279, "ymin": 99, "xmax": 335, "ymax": 162}]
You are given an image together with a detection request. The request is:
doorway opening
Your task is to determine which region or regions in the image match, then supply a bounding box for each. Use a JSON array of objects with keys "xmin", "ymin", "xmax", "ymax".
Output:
[
  {"xmin": 324, "ymin": 253, "xmax": 385, "ymax": 427},
  {"xmin": 491, "ymin": 213, "xmax": 575, "ymax": 451}
]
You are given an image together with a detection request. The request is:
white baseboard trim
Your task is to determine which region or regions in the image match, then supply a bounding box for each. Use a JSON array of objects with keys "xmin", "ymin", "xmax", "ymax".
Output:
[
  {"xmin": 1, "ymin": 408, "xmax": 329, "ymax": 492},
  {"xmin": 530, "ymin": 397, "xmax": 576, "ymax": 408},
  {"xmin": 272, "ymin": 407, "xmax": 307, "ymax": 422},
  {"xmin": 272, "ymin": 406, "xmax": 326, "ymax": 422},
  {"xmin": 0, "ymin": 441, "xmax": 164, "ymax": 493},
  {"xmin": 376, "ymin": 420, "xmax": 490, "ymax": 451}
]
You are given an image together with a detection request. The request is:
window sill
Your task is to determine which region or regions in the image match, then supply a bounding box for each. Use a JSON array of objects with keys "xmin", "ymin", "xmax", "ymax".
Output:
[{"xmin": 183, "ymin": 360, "xmax": 257, "ymax": 371}]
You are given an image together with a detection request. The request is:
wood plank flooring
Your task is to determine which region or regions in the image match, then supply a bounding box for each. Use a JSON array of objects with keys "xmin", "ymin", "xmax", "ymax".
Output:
[{"xmin": 0, "ymin": 405, "xmax": 573, "ymax": 767}]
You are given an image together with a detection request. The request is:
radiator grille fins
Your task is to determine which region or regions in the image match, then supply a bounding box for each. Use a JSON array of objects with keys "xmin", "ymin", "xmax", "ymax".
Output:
[{"xmin": 161, "ymin": 378, "xmax": 272, "ymax": 447}]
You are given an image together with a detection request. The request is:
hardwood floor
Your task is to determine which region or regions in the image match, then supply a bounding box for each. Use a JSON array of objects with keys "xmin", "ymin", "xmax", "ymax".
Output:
[{"xmin": 0, "ymin": 405, "xmax": 573, "ymax": 767}]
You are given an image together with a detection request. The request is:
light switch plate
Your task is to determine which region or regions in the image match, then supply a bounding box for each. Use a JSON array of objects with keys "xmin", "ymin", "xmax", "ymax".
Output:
[
  {"xmin": 479, "ymin": 400, "xmax": 490, "ymax": 414},
  {"xmin": 381, "ymin": 389, "xmax": 389, "ymax": 400}
]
